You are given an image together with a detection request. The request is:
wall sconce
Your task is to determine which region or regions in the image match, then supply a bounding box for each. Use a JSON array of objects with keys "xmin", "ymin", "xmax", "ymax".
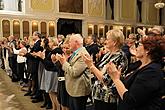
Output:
[
  {"xmin": 148, "ymin": 28, "xmax": 152, "ymax": 32},
  {"xmin": 100, "ymin": 26, "xmax": 104, "ymax": 29},
  {"xmin": 118, "ymin": 26, "xmax": 123, "ymax": 30},
  {"xmin": 14, "ymin": 21, "xmax": 20, "ymax": 26},
  {"xmin": 32, "ymin": 22, "xmax": 38, "ymax": 26},
  {"xmin": 49, "ymin": 22, "xmax": 54, "ymax": 26},
  {"xmin": 88, "ymin": 25, "xmax": 93, "ymax": 29},
  {"xmin": 113, "ymin": 25, "xmax": 123, "ymax": 30},
  {"xmin": 127, "ymin": 27, "xmax": 131, "ymax": 30}
]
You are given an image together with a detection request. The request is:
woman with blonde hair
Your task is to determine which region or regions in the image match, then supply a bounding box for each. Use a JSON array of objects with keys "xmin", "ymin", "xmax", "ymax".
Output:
[
  {"xmin": 82, "ymin": 29, "xmax": 128, "ymax": 110},
  {"xmin": 36, "ymin": 37, "xmax": 61, "ymax": 110},
  {"xmin": 56, "ymin": 35, "xmax": 71, "ymax": 110}
]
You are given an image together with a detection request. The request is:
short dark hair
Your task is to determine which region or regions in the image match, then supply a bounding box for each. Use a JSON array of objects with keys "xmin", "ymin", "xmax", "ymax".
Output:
[
  {"xmin": 141, "ymin": 35, "xmax": 165, "ymax": 63},
  {"xmin": 89, "ymin": 34, "xmax": 97, "ymax": 43}
]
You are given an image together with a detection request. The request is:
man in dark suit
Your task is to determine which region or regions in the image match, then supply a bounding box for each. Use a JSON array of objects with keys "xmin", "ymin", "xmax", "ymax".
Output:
[
  {"xmin": 85, "ymin": 35, "xmax": 100, "ymax": 64},
  {"xmin": 7, "ymin": 35, "xmax": 18, "ymax": 82},
  {"xmin": 24, "ymin": 31, "xmax": 43, "ymax": 103}
]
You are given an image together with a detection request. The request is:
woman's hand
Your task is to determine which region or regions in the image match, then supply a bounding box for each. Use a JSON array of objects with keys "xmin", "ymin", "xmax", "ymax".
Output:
[
  {"xmin": 51, "ymin": 54, "xmax": 56, "ymax": 63},
  {"xmin": 107, "ymin": 62, "xmax": 121, "ymax": 81},
  {"xmin": 82, "ymin": 53, "xmax": 94, "ymax": 68},
  {"xmin": 20, "ymin": 49, "xmax": 28, "ymax": 55},
  {"xmin": 56, "ymin": 53, "xmax": 66, "ymax": 64}
]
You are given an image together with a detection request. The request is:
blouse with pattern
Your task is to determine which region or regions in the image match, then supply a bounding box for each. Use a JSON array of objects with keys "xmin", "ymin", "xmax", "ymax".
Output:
[{"xmin": 92, "ymin": 50, "xmax": 128, "ymax": 103}]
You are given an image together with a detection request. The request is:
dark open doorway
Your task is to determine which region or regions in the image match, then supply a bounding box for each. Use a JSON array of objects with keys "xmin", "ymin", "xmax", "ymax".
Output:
[{"xmin": 57, "ymin": 18, "xmax": 82, "ymax": 37}]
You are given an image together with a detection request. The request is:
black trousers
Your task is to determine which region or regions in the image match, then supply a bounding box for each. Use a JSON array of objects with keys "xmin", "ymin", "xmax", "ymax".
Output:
[
  {"xmin": 68, "ymin": 95, "xmax": 88, "ymax": 110},
  {"xmin": 17, "ymin": 62, "xmax": 25, "ymax": 81},
  {"xmin": 8, "ymin": 56, "xmax": 18, "ymax": 80}
]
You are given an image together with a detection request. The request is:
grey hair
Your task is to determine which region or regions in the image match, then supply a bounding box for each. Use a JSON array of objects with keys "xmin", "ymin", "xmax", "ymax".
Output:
[{"xmin": 71, "ymin": 34, "xmax": 83, "ymax": 46}]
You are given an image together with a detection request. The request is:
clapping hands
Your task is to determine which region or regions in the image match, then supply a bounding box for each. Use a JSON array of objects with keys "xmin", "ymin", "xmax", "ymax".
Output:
[
  {"xmin": 34, "ymin": 51, "xmax": 45, "ymax": 59},
  {"xmin": 81, "ymin": 53, "xmax": 94, "ymax": 68},
  {"xmin": 106, "ymin": 62, "xmax": 121, "ymax": 81},
  {"xmin": 55, "ymin": 53, "xmax": 66, "ymax": 64}
]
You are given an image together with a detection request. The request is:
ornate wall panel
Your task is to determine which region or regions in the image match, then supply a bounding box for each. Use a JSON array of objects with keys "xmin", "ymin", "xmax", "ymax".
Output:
[
  {"xmin": 148, "ymin": 2, "xmax": 159, "ymax": 24},
  {"xmin": 120, "ymin": 0, "xmax": 136, "ymax": 21},
  {"xmin": 13, "ymin": 20, "xmax": 20, "ymax": 38},
  {"xmin": 31, "ymin": 0, "xmax": 54, "ymax": 11},
  {"xmin": 2, "ymin": 20, "xmax": 10, "ymax": 37},
  {"xmin": 41, "ymin": 22, "xmax": 47, "ymax": 36},
  {"xmin": 23, "ymin": 21, "xmax": 29, "ymax": 37},
  {"xmin": 88, "ymin": 0, "xmax": 104, "ymax": 17},
  {"xmin": 59, "ymin": 0, "xmax": 83, "ymax": 14}
]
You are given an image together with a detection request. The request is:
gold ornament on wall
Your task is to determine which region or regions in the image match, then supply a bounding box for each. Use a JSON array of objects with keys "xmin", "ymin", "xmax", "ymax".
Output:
[{"xmin": 31, "ymin": 0, "xmax": 54, "ymax": 11}]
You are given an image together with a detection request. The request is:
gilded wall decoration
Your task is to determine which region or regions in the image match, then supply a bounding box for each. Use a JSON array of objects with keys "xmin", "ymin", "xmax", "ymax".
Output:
[
  {"xmin": 31, "ymin": 0, "xmax": 54, "ymax": 11},
  {"xmin": 59, "ymin": 0, "xmax": 83, "ymax": 14},
  {"xmin": 88, "ymin": 0, "xmax": 103, "ymax": 17}
]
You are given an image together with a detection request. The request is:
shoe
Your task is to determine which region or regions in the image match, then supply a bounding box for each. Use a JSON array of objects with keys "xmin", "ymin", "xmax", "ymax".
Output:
[
  {"xmin": 24, "ymin": 91, "xmax": 32, "ymax": 96},
  {"xmin": 11, "ymin": 78, "xmax": 19, "ymax": 82},
  {"xmin": 40, "ymin": 103, "xmax": 47, "ymax": 108},
  {"xmin": 31, "ymin": 99, "xmax": 43, "ymax": 103},
  {"xmin": 46, "ymin": 104, "xmax": 52, "ymax": 109},
  {"xmin": 19, "ymin": 80, "xmax": 24, "ymax": 85},
  {"xmin": 31, "ymin": 95, "xmax": 38, "ymax": 99},
  {"xmin": 29, "ymin": 93, "xmax": 35, "ymax": 96}
]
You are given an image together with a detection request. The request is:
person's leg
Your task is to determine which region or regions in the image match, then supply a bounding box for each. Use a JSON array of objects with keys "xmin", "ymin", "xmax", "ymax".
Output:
[
  {"xmin": 62, "ymin": 106, "xmax": 69, "ymax": 110},
  {"xmin": 24, "ymin": 80, "xmax": 32, "ymax": 96},
  {"xmin": 45, "ymin": 92, "xmax": 52, "ymax": 109},
  {"xmin": 17, "ymin": 63, "xmax": 25, "ymax": 83},
  {"xmin": 49, "ymin": 92, "xmax": 60, "ymax": 110}
]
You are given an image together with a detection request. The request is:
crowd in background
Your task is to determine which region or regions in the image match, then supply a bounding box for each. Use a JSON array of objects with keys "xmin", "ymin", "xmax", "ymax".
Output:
[{"xmin": 0, "ymin": 26, "xmax": 164, "ymax": 110}]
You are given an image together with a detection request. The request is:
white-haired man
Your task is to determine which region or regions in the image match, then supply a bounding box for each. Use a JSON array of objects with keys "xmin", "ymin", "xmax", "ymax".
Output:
[{"xmin": 55, "ymin": 34, "xmax": 91, "ymax": 110}]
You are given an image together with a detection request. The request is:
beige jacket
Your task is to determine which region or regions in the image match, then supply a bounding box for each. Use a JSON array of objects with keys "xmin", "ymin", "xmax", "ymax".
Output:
[{"xmin": 62, "ymin": 47, "xmax": 91, "ymax": 97}]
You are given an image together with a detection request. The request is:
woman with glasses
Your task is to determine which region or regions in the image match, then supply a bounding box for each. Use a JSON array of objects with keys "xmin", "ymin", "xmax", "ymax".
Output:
[{"xmin": 107, "ymin": 34, "xmax": 165, "ymax": 110}]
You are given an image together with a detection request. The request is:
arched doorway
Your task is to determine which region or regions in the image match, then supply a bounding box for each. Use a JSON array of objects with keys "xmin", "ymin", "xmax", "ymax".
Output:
[{"xmin": 57, "ymin": 18, "xmax": 82, "ymax": 37}]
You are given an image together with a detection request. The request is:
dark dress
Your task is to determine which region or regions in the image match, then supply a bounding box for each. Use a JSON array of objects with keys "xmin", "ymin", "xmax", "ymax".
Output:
[
  {"xmin": 41, "ymin": 48, "xmax": 60, "ymax": 93},
  {"xmin": 119, "ymin": 62, "xmax": 164, "ymax": 110},
  {"xmin": 25, "ymin": 40, "xmax": 43, "ymax": 80},
  {"xmin": 56, "ymin": 61, "xmax": 69, "ymax": 107},
  {"xmin": 54, "ymin": 48, "xmax": 69, "ymax": 107}
]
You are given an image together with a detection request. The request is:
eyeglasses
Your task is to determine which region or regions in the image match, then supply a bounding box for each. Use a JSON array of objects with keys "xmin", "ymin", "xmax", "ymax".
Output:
[
  {"xmin": 135, "ymin": 41, "xmax": 143, "ymax": 48},
  {"xmin": 62, "ymin": 47, "xmax": 70, "ymax": 50}
]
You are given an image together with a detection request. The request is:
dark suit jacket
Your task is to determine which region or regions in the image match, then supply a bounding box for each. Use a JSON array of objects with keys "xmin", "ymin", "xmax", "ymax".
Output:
[
  {"xmin": 42, "ymin": 47, "xmax": 63, "ymax": 72},
  {"xmin": 86, "ymin": 43, "xmax": 100, "ymax": 63},
  {"xmin": 118, "ymin": 62, "xmax": 164, "ymax": 110},
  {"xmin": 25, "ymin": 40, "xmax": 42, "ymax": 74}
]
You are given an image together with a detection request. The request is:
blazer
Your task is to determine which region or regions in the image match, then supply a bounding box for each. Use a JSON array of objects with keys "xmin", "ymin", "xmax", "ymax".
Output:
[
  {"xmin": 62, "ymin": 47, "xmax": 91, "ymax": 97},
  {"xmin": 118, "ymin": 62, "xmax": 164, "ymax": 110},
  {"xmin": 25, "ymin": 40, "xmax": 42, "ymax": 74}
]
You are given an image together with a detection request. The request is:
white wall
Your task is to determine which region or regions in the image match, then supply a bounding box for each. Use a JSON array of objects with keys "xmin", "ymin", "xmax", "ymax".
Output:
[{"xmin": 4, "ymin": 0, "xmax": 18, "ymax": 11}]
